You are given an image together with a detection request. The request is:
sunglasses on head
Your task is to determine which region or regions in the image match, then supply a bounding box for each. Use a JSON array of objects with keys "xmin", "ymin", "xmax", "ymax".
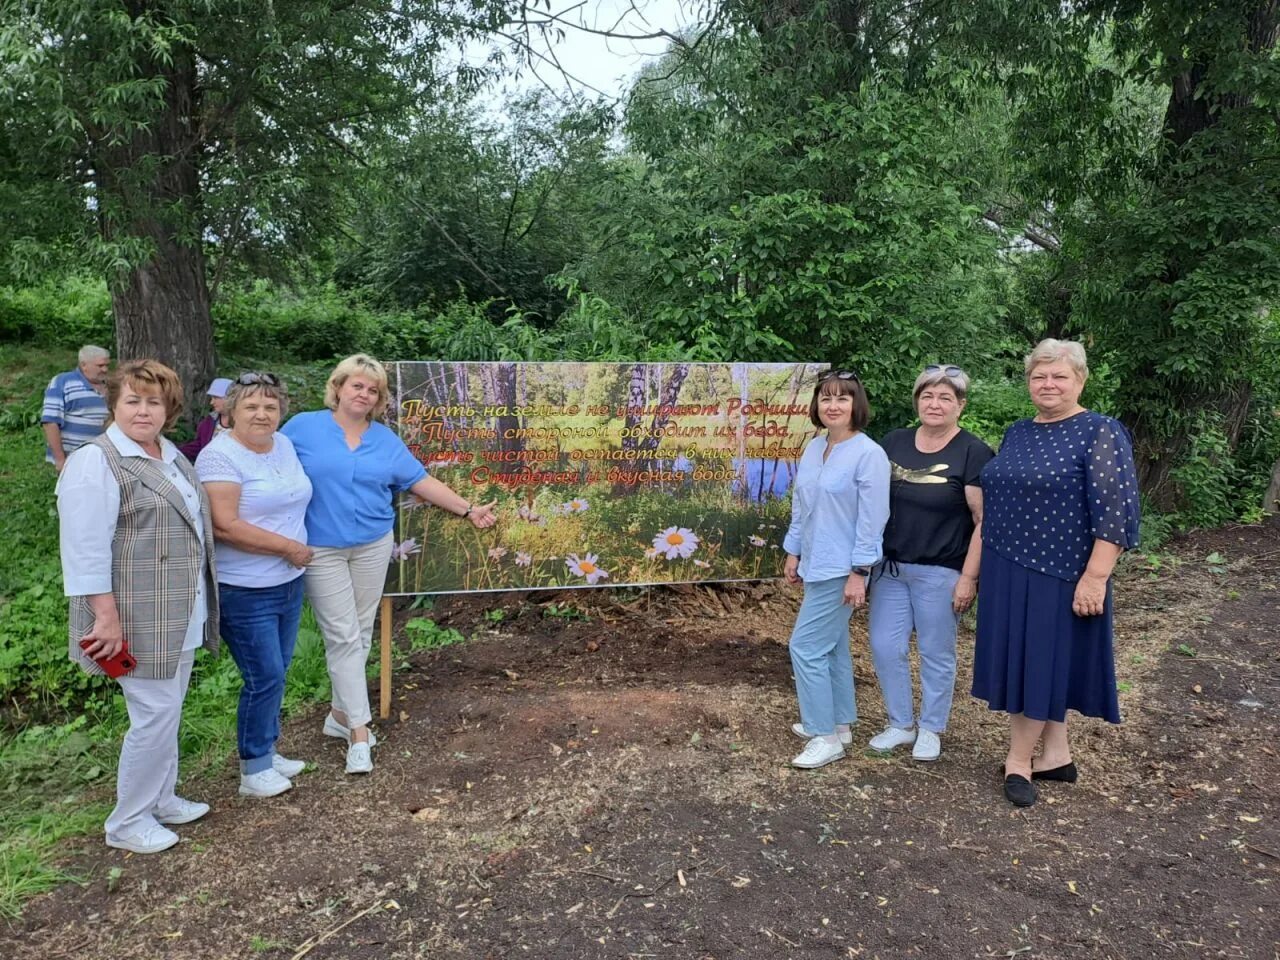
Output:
[
  {"xmin": 924, "ymin": 364, "xmax": 964, "ymax": 378},
  {"xmin": 235, "ymin": 372, "xmax": 281, "ymax": 387},
  {"xmin": 818, "ymin": 369, "xmax": 860, "ymax": 383}
]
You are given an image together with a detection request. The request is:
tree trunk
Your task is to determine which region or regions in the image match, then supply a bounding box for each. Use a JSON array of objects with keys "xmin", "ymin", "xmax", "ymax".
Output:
[
  {"xmin": 94, "ymin": 28, "xmax": 213, "ymax": 427},
  {"xmin": 1265, "ymin": 457, "xmax": 1280, "ymax": 515}
]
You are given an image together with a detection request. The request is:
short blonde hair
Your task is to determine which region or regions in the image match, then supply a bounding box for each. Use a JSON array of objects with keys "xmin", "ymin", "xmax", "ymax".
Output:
[
  {"xmin": 1025, "ymin": 338, "xmax": 1089, "ymax": 381},
  {"xmin": 325, "ymin": 354, "xmax": 389, "ymax": 421},
  {"xmin": 224, "ymin": 373, "xmax": 290, "ymax": 427},
  {"xmin": 107, "ymin": 359, "xmax": 184, "ymax": 432},
  {"xmin": 912, "ymin": 365, "xmax": 970, "ymax": 406}
]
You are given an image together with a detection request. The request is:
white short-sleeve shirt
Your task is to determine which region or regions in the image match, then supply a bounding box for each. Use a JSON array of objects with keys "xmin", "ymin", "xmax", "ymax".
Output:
[{"xmin": 196, "ymin": 431, "xmax": 312, "ymax": 588}]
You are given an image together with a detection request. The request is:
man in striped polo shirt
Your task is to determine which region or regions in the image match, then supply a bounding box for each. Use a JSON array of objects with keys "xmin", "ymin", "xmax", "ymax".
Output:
[{"xmin": 42, "ymin": 345, "xmax": 111, "ymax": 471}]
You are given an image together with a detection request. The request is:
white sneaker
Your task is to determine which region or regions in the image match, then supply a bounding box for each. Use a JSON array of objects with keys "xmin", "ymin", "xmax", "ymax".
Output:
[
  {"xmin": 791, "ymin": 722, "xmax": 852, "ymax": 746},
  {"xmin": 345, "ymin": 741, "xmax": 373, "ymax": 775},
  {"xmin": 272, "ymin": 753, "xmax": 306, "ymax": 778},
  {"xmin": 106, "ymin": 823, "xmax": 179, "ymax": 854},
  {"xmin": 239, "ymin": 768, "xmax": 293, "ymax": 798},
  {"xmin": 912, "ymin": 729, "xmax": 942, "ymax": 762},
  {"xmin": 869, "ymin": 726, "xmax": 917, "ymax": 752},
  {"xmin": 791, "ymin": 737, "xmax": 846, "ymax": 769},
  {"xmin": 154, "ymin": 798, "xmax": 210, "ymax": 825},
  {"xmin": 323, "ymin": 714, "xmax": 377, "ymax": 747}
]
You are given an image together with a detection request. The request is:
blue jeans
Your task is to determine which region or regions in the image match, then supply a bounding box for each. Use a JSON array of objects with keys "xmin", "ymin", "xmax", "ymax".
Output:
[
  {"xmin": 218, "ymin": 577, "xmax": 304, "ymax": 774},
  {"xmin": 789, "ymin": 577, "xmax": 857, "ymax": 737},
  {"xmin": 868, "ymin": 561, "xmax": 961, "ymax": 733}
]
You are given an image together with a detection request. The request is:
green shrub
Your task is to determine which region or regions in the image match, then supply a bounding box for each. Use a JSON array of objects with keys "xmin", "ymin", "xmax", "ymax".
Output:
[{"xmin": 0, "ymin": 277, "xmax": 113, "ymax": 348}]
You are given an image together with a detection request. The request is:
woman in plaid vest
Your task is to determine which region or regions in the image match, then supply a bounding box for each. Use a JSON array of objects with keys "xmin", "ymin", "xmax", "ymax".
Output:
[{"xmin": 57, "ymin": 360, "xmax": 220, "ymax": 855}]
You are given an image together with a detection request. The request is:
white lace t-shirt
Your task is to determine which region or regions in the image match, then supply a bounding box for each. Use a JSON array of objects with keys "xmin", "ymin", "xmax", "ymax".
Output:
[{"xmin": 196, "ymin": 431, "xmax": 313, "ymax": 587}]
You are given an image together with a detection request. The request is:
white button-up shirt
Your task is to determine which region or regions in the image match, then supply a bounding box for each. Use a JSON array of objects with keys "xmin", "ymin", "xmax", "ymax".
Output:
[{"xmin": 57, "ymin": 423, "xmax": 207, "ymax": 651}]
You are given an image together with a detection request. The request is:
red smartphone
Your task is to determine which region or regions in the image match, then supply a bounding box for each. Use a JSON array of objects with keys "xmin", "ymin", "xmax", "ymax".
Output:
[{"xmin": 79, "ymin": 637, "xmax": 138, "ymax": 678}]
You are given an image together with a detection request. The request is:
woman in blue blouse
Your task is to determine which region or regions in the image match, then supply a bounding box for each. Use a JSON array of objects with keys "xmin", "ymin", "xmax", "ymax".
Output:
[
  {"xmin": 782, "ymin": 370, "xmax": 890, "ymax": 769},
  {"xmin": 973, "ymin": 340, "xmax": 1140, "ymax": 807},
  {"xmin": 282, "ymin": 354, "xmax": 496, "ymax": 775}
]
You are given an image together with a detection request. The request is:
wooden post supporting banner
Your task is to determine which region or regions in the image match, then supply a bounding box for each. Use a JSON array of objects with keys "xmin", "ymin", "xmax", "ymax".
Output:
[{"xmin": 379, "ymin": 596, "xmax": 393, "ymax": 720}]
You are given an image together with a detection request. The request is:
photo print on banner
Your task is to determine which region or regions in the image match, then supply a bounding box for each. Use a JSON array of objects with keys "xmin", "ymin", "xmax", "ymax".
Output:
[{"xmin": 384, "ymin": 362, "xmax": 826, "ymax": 594}]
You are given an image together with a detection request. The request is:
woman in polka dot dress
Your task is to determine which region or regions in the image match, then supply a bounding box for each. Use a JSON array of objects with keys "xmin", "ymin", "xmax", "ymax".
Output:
[{"xmin": 972, "ymin": 339, "xmax": 1140, "ymax": 808}]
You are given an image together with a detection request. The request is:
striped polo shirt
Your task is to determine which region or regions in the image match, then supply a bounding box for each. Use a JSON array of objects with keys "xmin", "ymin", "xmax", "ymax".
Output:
[{"xmin": 42, "ymin": 368, "xmax": 108, "ymax": 462}]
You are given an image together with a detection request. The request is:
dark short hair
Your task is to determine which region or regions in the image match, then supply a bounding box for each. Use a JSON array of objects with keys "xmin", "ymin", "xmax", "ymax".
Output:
[
  {"xmin": 107, "ymin": 359, "xmax": 184, "ymax": 432},
  {"xmin": 808, "ymin": 375, "xmax": 871, "ymax": 430}
]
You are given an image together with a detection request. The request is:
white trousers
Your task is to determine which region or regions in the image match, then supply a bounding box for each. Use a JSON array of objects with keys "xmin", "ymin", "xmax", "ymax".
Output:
[
  {"xmin": 106, "ymin": 650, "xmax": 195, "ymax": 840},
  {"xmin": 304, "ymin": 531, "xmax": 393, "ymax": 731}
]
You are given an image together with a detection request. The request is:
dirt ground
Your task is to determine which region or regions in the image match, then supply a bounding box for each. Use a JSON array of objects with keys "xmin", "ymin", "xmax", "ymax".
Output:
[{"xmin": 6, "ymin": 519, "xmax": 1279, "ymax": 960}]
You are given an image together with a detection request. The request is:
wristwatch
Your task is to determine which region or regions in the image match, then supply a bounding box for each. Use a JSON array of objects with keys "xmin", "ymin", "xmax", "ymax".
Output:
[
  {"xmin": 852, "ymin": 566, "xmax": 872, "ymax": 577},
  {"xmin": 461, "ymin": 503, "xmax": 473, "ymax": 518}
]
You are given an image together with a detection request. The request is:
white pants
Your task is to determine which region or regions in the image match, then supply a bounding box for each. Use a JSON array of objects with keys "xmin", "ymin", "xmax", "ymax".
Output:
[
  {"xmin": 304, "ymin": 531, "xmax": 393, "ymax": 731},
  {"xmin": 106, "ymin": 650, "xmax": 195, "ymax": 840}
]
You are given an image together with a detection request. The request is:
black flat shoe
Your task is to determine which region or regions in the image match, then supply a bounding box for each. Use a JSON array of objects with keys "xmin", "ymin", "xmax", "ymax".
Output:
[
  {"xmin": 1003, "ymin": 774, "xmax": 1038, "ymax": 807},
  {"xmin": 1032, "ymin": 762, "xmax": 1078, "ymax": 783}
]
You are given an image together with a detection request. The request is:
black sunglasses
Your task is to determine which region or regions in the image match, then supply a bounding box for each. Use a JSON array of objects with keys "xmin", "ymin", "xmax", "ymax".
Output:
[
  {"xmin": 818, "ymin": 369, "xmax": 860, "ymax": 383},
  {"xmin": 923, "ymin": 364, "xmax": 964, "ymax": 378},
  {"xmin": 235, "ymin": 372, "xmax": 281, "ymax": 387}
]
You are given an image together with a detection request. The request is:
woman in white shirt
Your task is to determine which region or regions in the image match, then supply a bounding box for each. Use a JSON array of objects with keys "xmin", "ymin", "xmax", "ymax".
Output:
[
  {"xmin": 196, "ymin": 373, "xmax": 313, "ymax": 799},
  {"xmin": 57, "ymin": 360, "xmax": 220, "ymax": 855},
  {"xmin": 782, "ymin": 370, "xmax": 891, "ymax": 769}
]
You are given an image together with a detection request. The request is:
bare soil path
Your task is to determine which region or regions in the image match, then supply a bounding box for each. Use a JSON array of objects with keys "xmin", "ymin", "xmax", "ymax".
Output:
[{"xmin": 6, "ymin": 520, "xmax": 1279, "ymax": 960}]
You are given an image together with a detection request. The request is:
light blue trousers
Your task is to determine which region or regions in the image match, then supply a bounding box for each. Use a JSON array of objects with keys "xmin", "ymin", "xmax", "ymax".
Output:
[
  {"xmin": 789, "ymin": 577, "xmax": 857, "ymax": 737},
  {"xmin": 868, "ymin": 561, "xmax": 961, "ymax": 733}
]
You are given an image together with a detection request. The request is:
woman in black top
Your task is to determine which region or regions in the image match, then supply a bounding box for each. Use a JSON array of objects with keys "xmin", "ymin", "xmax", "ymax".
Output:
[{"xmin": 866, "ymin": 365, "xmax": 992, "ymax": 761}]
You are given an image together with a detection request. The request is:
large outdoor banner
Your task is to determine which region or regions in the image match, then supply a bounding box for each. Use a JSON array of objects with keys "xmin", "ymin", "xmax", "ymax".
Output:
[{"xmin": 384, "ymin": 362, "xmax": 825, "ymax": 595}]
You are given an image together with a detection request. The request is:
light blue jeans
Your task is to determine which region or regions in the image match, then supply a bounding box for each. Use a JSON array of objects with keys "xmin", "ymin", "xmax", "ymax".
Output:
[
  {"xmin": 868, "ymin": 561, "xmax": 961, "ymax": 733},
  {"xmin": 789, "ymin": 576, "xmax": 857, "ymax": 737}
]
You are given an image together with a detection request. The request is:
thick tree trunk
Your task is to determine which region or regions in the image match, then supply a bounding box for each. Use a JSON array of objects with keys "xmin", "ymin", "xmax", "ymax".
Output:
[
  {"xmin": 94, "ymin": 28, "xmax": 214, "ymax": 428},
  {"xmin": 1266, "ymin": 458, "xmax": 1280, "ymax": 515}
]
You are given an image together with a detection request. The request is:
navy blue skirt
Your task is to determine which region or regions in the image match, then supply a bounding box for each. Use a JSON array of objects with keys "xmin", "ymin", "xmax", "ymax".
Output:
[{"xmin": 971, "ymin": 547, "xmax": 1121, "ymax": 724}]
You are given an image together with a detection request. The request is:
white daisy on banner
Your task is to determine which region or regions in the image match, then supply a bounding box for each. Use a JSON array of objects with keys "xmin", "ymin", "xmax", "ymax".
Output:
[
  {"xmin": 652, "ymin": 526, "xmax": 700, "ymax": 560},
  {"xmin": 566, "ymin": 553, "xmax": 609, "ymax": 585},
  {"xmin": 561, "ymin": 497, "xmax": 590, "ymax": 514}
]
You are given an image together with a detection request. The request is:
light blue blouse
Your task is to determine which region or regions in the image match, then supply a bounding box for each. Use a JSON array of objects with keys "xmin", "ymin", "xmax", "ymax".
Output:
[
  {"xmin": 281, "ymin": 410, "xmax": 427, "ymax": 549},
  {"xmin": 783, "ymin": 432, "xmax": 891, "ymax": 582}
]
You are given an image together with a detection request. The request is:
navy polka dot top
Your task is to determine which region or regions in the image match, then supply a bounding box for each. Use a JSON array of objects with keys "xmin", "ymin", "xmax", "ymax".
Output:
[{"xmin": 980, "ymin": 411, "xmax": 1140, "ymax": 581}]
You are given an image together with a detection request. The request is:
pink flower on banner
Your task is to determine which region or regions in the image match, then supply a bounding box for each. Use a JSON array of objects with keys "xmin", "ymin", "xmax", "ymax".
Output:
[
  {"xmin": 391, "ymin": 538, "xmax": 421, "ymax": 562},
  {"xmin": 652, "ymin": 526, "xmax": 700, "ymax": 560},
  {"xmin": 566, "ymin": 553, "xmax": 609, "ymax": 585},
  {"xmin": 515, "ymin": 551, "xmax": 532, "ymax": 567},
  {"xmin": 488, "ymin": 546, "xmax": 508, "ymax": 561},
  {"xmin": 517, "ymin": 503, "xmax": 545, "ymax": 524}
]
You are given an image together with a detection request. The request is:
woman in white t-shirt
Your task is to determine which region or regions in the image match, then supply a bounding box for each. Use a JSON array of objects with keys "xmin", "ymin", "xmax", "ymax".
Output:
[{"xmin": 196, "ymin": 373, "xmax": 313, "ymax": 799}]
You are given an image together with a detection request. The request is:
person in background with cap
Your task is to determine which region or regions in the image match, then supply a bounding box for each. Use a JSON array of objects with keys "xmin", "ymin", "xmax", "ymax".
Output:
[{"xmin": 180, "ymin": 377, "xmax": 233, "ymax": 462}]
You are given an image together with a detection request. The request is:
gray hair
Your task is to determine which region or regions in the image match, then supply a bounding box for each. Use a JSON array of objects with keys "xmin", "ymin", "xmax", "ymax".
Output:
[
  {"xmin": 912, "ymin": 365, "xmax": 971, "ymax": 404},
  {"xmin": 223, "ymin": 375, "xmax": 290, "ymax": 426},
  {"xmin": 1025, "ymin": 338, "xmax": 1089, "ymax": 381},
  {"xmin": 78, "ymin": 345, "xmax": 109, "ymax": 364}
]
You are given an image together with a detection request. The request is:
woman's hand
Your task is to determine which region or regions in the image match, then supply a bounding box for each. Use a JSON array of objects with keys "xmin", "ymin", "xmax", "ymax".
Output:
[
  {"xmin": 843, "ymin": 571, "xmax": 867, "ymax": 608},
  {"xmin": 784, "ymin": 554, "xmax": 800, "ymax": 585},
  {"xmin": 1072, "ymin": 572, "xmax": 1108, "ymax": 617},
  {"xmin": 952, "ymin": 574, "xmax": 977, "ymax": 613},
  {"xmin": 283, "ymin": 540, "xmax": 314, "ymax": 569},
  {"xmin": 467, "ymin": 500, "xmax": 498, "ymax": 529},
  {"xmin": 81, "ymin": 611, "xmax": 124, "ymax": 660}
]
